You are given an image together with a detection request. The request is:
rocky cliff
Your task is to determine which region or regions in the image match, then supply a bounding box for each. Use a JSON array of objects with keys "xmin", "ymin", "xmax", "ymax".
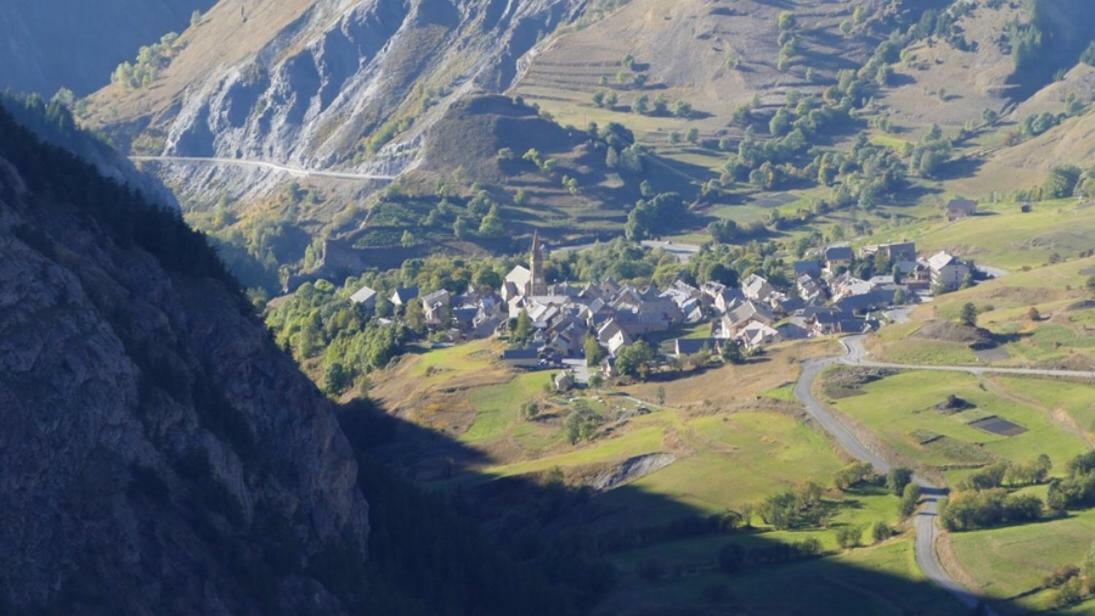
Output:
[
  {"xmin": 0, "ymin": 0, "xmax": 215, "ymax": 96},
  {"xmin": 0, "ymin": 103, "xmax": 370, "ymax": 614},
  {"xmin": 90, "ymin": 0, "xmax": 586, "ymax": 176}
]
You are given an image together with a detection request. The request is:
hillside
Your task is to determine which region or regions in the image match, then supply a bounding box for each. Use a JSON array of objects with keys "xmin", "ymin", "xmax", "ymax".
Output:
[
  {"xmin": 512, "ymin": 0, "xmax": 891, "ymax": 151},
  {"xmin": 0, "ymin": 0, "xmax": 214, "ymax": 96},
  {"xmin": 0, "ymin": 100, "xmax": 368, "ymax": 613},
  {"xmin": 0, "ymin": 102, "xmax": 591, "ymax": 615},
  {"xmin": 86, "ymin": 0, "xmax": 588, "ymax": 171}
]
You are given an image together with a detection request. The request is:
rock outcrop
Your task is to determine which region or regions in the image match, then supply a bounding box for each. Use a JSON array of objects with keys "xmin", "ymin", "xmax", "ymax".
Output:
[
  {"xmin": 92, "ymin": 0, "xmax": 586, "ymax": 177},
  {"xmin": 0, "ymin": 105, "xmax": 369, "ymax": 614}
]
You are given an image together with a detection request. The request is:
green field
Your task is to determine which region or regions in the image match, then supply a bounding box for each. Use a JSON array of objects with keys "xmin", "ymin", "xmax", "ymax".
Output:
[
  {"xmin": 599, "ymin": 536, "xmax": 968, "ymax": 615},
  {"xmin": 866, "ymin": 198, "xmax": 1095, "ymax": 271},
  {"xmin": 949, "ymin": 508, "xmax": 1095, "ymax": 613},
  {"xmin": 409, "ymin": 340, "xmax": 500, "ymax": 383},
  {"xmin": 462, "ymin": 371, "xmax": 554, "ymax": 444},
  {"xmin": 825, "ymin": 369, "xmax": 1090, "ymax": 485},
  {"xmin": 870, "ymin": 257, "xmax": 1095, "ymax": 368},
  {"xmin": 993, "ymin": 376, "xmax": 1095, "ymax": 440},
  {"xmin": 599, "ymin": 411, "xmax": 852, "ymax": 522}
]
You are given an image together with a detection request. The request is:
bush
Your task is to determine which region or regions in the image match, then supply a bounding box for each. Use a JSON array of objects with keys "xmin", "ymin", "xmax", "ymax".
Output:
[
  {"xmin": 871, "ymin": 521, "xmax": 891, "ymax": 543},
  {"xmin": 759, "ymin": 483, "xmax": 827, "ymax": 529},
  {"xmin": 1053, "ymin": 576, "xmax": 1084, "ymax": 609},
  {"xmin": 941, "ymin": 489, "xmax": 1043, "ymax": 531},
  {"xmin": 835, "ymin": 525, "xmax": 863, "ymax": 549},
  {"xmin": 886, "ymin": 467, "xmax": 914, "ymax": 496},
  {"xmin": 899, "ymin": 483, "xmax": 921, "ymax": 518},
  {"xmin": 834, "ymin": 461, "xmax": 879, "ymax": 491},
  {"xmin": 959, "ymin": 462, "xmax": 1009, "ymax": 491},
  {"xmin": 1042, "ymin": 565, "xmax": 1080, "ymax": 589}
]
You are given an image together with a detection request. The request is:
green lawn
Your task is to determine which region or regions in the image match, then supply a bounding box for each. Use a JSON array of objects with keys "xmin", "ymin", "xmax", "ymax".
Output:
[
  {"xmin": 762, "ymin": 383, "xmax": 797, "ymax": 401},
  {"xmin": 873, "ymin": 257, "xmax": 1095, "ymax": 368}
]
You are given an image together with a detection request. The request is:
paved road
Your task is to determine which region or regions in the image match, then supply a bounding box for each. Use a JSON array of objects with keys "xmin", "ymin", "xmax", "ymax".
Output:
[
  {"xmin": 640, "ymin": 240, "xmax": 702, "ymax": 263},
  {"xmin": 841, "ymin": 335, "xmax": 1095, "ymax": 380},
  {"xmin": 789, "ymin": 333, "xmax": 1095, "ymax": 612},
  {"xmin": 130, "ymin": 155, "xmax": 397, "ymax": 181}
]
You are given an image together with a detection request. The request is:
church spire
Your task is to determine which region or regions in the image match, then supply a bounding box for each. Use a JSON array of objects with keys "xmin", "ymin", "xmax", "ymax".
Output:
[{"xmin": 529, "ymin": 230, "xmax": 547, "ymax": 296}]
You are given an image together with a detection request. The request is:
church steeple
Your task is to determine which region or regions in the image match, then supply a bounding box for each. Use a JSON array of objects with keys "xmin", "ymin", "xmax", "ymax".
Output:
[{"xmin": 529, "ymin": 230, "xmax": 547, "ymax": 296}]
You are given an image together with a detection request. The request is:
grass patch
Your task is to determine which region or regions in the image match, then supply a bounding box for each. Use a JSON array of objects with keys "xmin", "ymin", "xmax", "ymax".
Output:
[
  {"xmin": 826, "ymin": 370, "xmax": 1089, "ymax": 482},
  {"xmin": 949, "ymin": 508, "xmax": 1095, "ymax": 611}
]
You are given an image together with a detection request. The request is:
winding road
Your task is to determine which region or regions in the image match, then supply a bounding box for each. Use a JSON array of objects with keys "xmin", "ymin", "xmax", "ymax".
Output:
[
  {"xmin": 130, "ymin": 155, "xmax": 397, "ymax": 182},
  {"xmin": 794, "ymin": 335, "xmax": 1093, "ymax": 612}
]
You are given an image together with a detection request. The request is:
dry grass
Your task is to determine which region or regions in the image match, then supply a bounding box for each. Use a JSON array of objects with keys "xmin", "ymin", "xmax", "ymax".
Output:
[{"xmin": 622, "ymin": 339, "xmax": 837, "ymax": 412}]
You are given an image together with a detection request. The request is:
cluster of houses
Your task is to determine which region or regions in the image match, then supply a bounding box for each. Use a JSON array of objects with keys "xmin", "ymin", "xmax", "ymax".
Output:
[{"xmin": 348, "ymin": 231, "xmax": 975, "ymax": 375}]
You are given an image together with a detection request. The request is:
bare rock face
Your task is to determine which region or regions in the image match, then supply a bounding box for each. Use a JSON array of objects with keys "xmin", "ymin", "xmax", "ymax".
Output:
[
  {"xmin": 0, "ymin": 118, "xmax": 369, "ymax": 614},
  {"xmin": 94, "ymin": 0, "xmax": 585, "ymax": 204}
]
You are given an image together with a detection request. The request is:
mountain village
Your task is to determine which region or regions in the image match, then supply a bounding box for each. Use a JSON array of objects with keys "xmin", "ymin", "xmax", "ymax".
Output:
[{"xmin": 346, "ymin": 230, "xmax": 975, "ymax": 382}]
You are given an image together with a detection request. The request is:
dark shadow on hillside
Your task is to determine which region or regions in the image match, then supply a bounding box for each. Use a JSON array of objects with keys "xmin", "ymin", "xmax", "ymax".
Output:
[
  {"xmin": 337, "ymin": 394, "xmax": 1000, "ymax": 615},
  {"xmin": 937, "ymin": 155, "xmax": 987, "ymax": 181}
]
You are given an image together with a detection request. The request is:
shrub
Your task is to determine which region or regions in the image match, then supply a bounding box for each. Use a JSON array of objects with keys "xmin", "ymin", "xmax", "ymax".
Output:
[
  {"xmin": 941, "ymin": 489, "xmax": 1043, "ymax": 531},
  {"xmin": 886, "ymin": 467, "xmax": 914, "ymax": 495},
  {"xmin": 871, "ymin": 521, "xmax": 891, "ymax": 544},
  {"xmin": 899, "ymin": 483, "xmax": 921, "ymax": 518},
  {"xmin": 835, "ymin": 525, "xmax": 863, "ymax": 549},
  {"xmin": 1042, "ymin": 565, "xmax": 1080, "ymax": 589},
  {"xmin": 834, "ymin": 461, "xmax": 879, "ymax": 491}
]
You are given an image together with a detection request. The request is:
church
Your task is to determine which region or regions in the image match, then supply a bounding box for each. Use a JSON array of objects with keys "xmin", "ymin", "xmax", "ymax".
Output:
[{"xmin": 503, "ymin": 230, "xmax": 548, "ymax": 299}]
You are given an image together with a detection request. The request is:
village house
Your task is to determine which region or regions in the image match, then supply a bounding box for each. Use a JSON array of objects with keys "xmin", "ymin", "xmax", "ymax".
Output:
[
  {"xmin": 718, "ymin": 300, "xmax": 776, "ymax": 338},
  {"xmin": 945, "ymin": 198, "xmax": 977, "ymax": 221},
  {"xmin": 420, "ymin": 289, "xmax": 452, "ymax": 327},
  {"xmin": 390, "ymin": 286, "xmax": 419, "ymax": 307},
  {"xmin": 671, "ymin": 337, "xmax": 721, "ymax": 358},
  {"xmin": 735, "ymin": 320, "xmax": 782, "ymax": 349},
  {"xmin": 597, "ymin": 319, "xmax": 632, "ymax": 356},
  {"xmin": 796, "ymin": 274, "xmax": 826, "ymax": 304},
  {"xmin": 863, "ymin": 241, "xmax": 918, "ymax": 263},
  {"xmin": 349, "ymin": 284, "xmax": 377, "ymax": 310},
  {"xmin": 927, "ymin": 251, "xmax": 971, "ymax": 292},
  {"xmin": 501, "ymin": 347, "xmax": 540, "ymax": 368},
  {"xmin": 824, "ymin": 244, "xmax": 854, "ymax": 273},
  {"xmin": 794, "ymin": 259, "xmax": 823, "ymax": 279}
]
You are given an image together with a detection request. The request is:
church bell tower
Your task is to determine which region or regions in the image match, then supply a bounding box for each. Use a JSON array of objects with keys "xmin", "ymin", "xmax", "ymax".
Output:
[{"xmin": 529, "ymin": 230, "xmax": 547, "ymax": 296}]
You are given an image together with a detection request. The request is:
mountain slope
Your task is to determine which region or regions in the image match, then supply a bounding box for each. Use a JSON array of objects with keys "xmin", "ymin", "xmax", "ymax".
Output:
[
  {"xmin": 87, "ymin": 0, "xmax": 586, "ymax": 173},
  {"xmin": 0, "ymin": 102, "xmax": 369, "ymax": 613},
  {"xmin": 0, "ymin": 0, "xmax": 215, "ymax": 96},
  {"xmin": 0, "ymin": 100, "xmax": 591, "ymax": 616}
]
